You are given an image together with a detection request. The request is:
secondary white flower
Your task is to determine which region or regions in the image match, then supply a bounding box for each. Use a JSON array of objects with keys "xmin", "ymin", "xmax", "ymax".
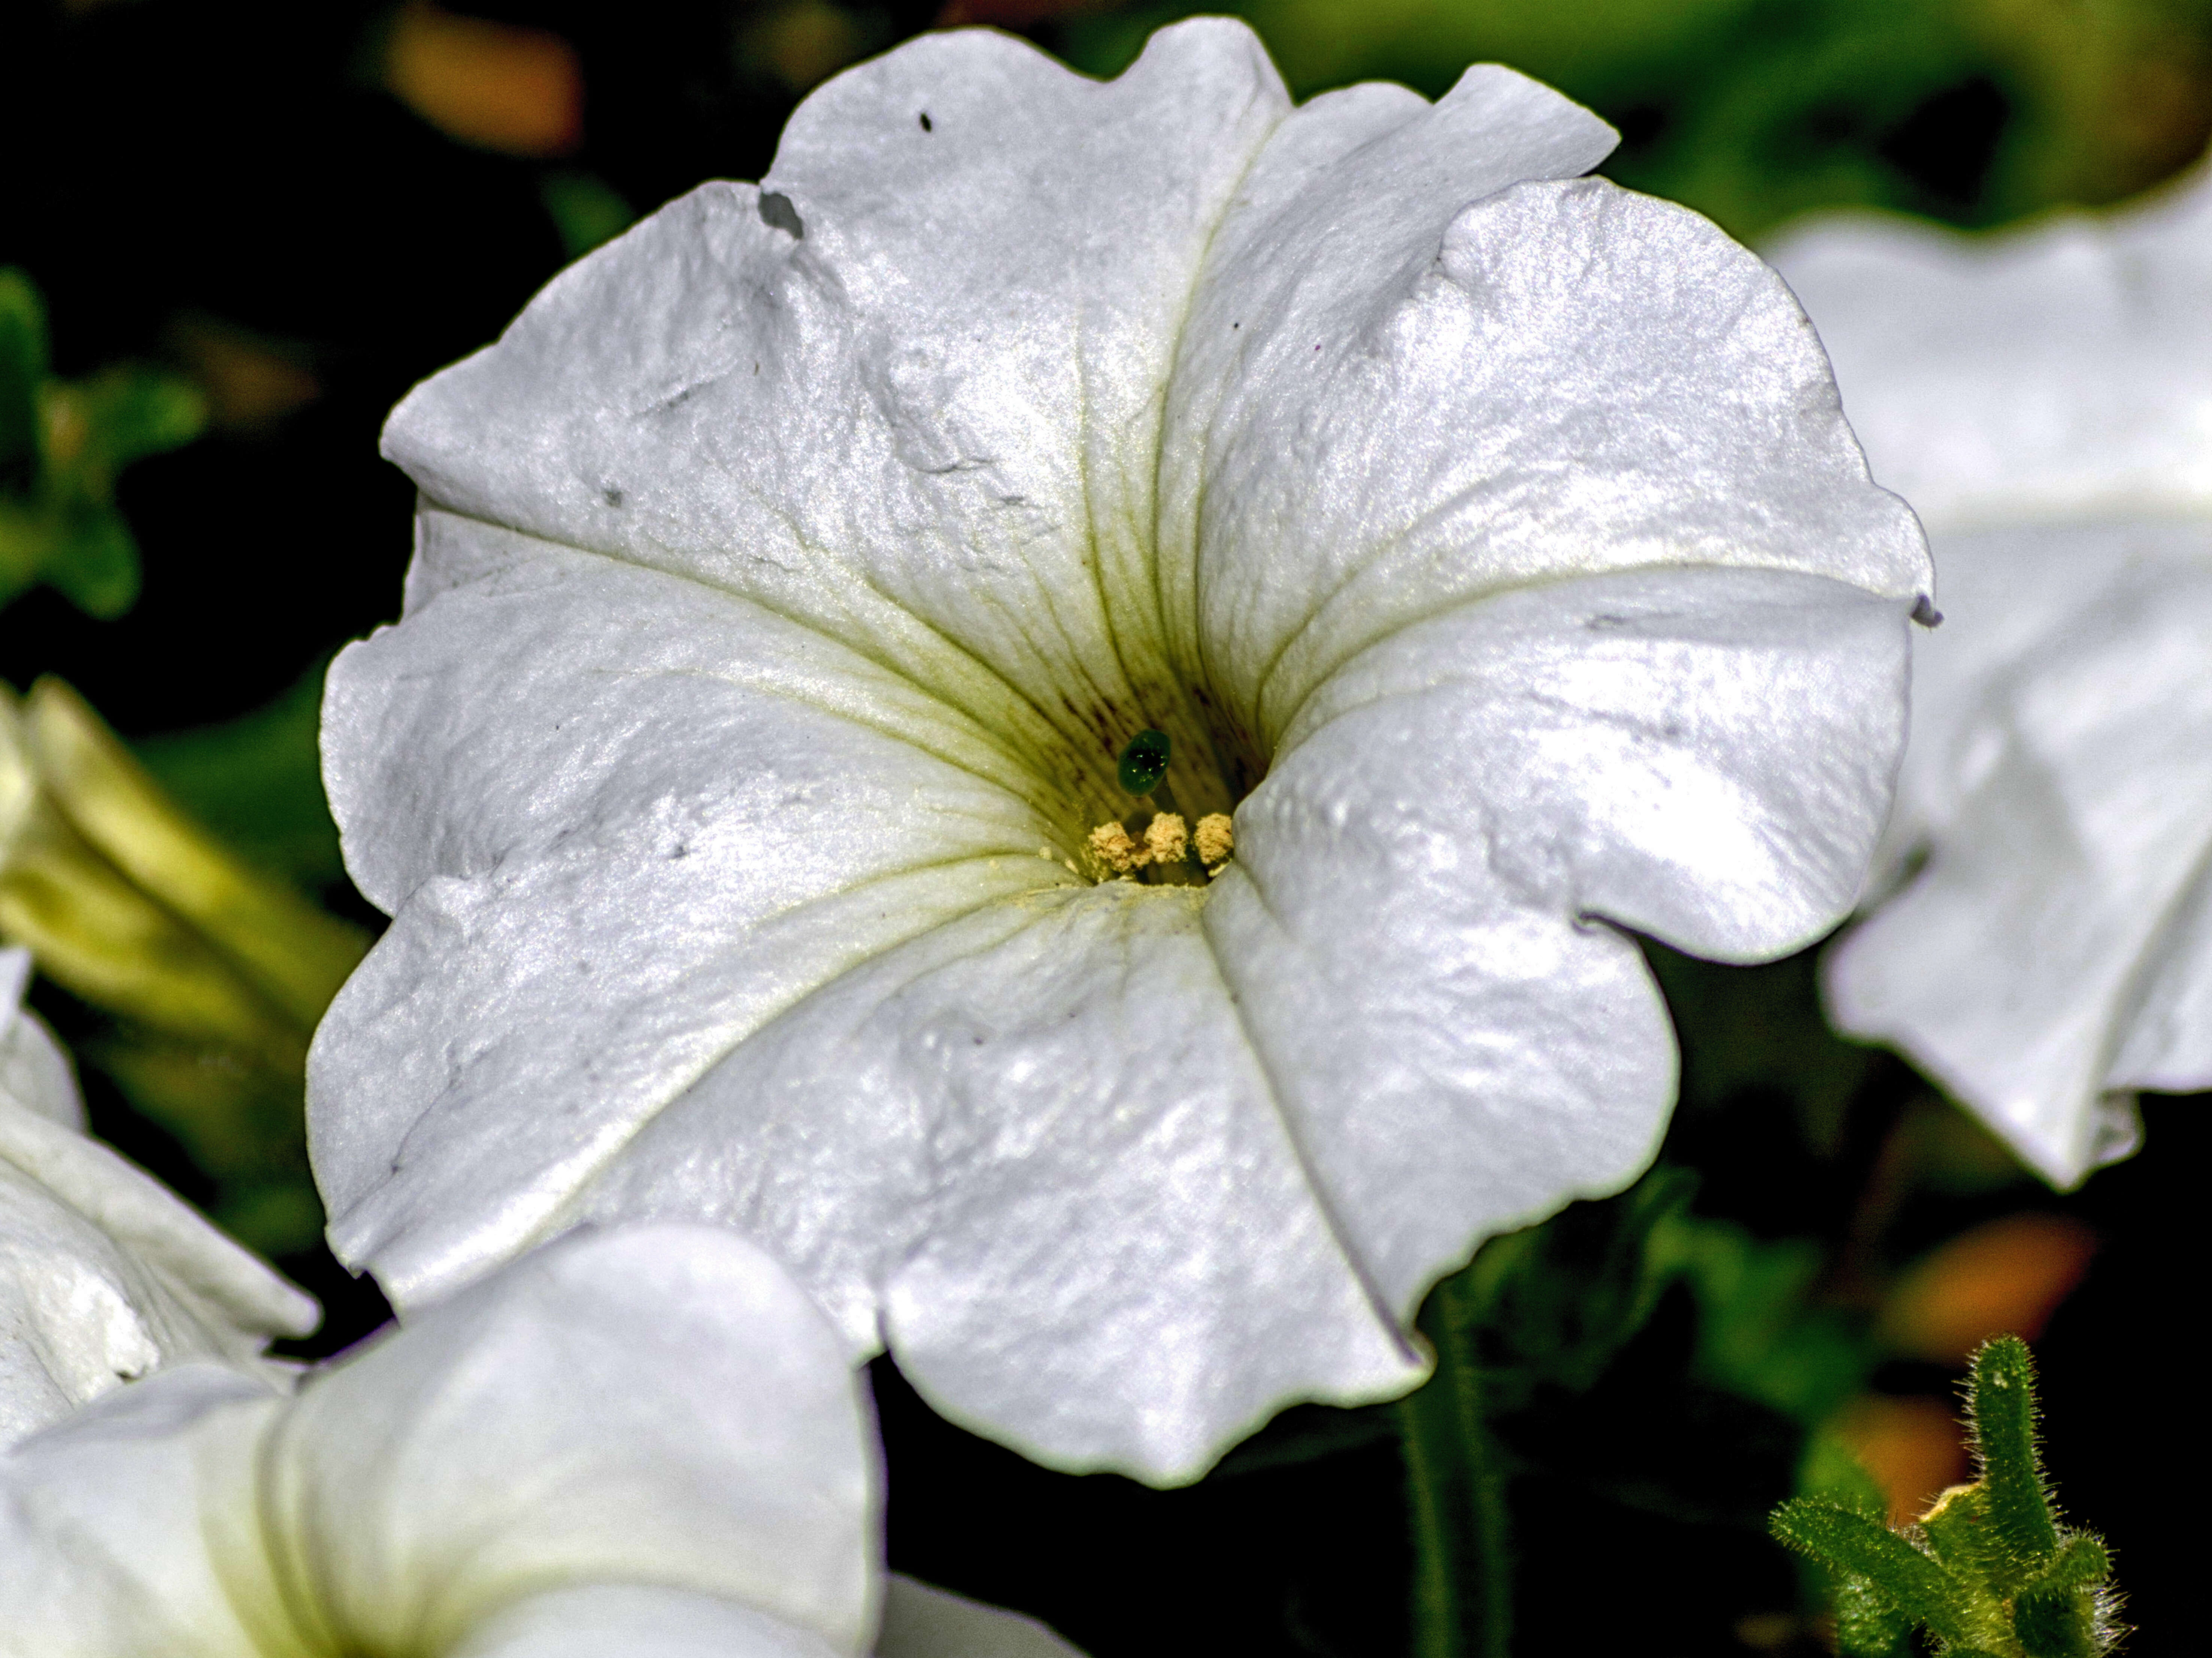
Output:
[
  {"xmin": 0, "ymin": 946, "xmax": 315, "ymax": 1445},
  {"xmin": 1772, "ymin": 163, "xmax": 2212, "ymax": 1187},
  {"xmin": 312, "ymin": 20, "xmax": 1929, "ymax": 1480},
  {"xmin": 0, "ymin": 1220, "xmax": 1077, "ymax": 1658}
]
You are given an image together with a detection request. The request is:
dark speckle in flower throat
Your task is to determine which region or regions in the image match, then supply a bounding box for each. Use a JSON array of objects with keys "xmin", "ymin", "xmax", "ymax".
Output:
[
  {"xmin": 758, "ymin": 191, "xmax": 805, "ymax": 240},
  {"xmin": 919, "ymin": 111, "xmax": 933, "ymax": 131},
  {"xmin": 603, "ymin": 486, "xmax": 624, "ymax": 507}
]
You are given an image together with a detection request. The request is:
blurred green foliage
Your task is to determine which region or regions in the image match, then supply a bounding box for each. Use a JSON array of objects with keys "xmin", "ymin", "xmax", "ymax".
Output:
[
  {"xmin": 0, "ymin": 268, "xmax": 204, "ymax": 618},
  {"xmin": 1229, "ymin": 1158, "xmax": 1881, "ymax": 1479},
  {"xmin": 133, "ymin": 658, "xmax": 347, "ymax": 896},
  {"xmin": 1, "ymin": 675, "xmax": 364, "ymax": 1255},
  {"xmin": 538, "ymin": 170, "xmax": 639, "ymax": 261},
  {"xmin": 1064, "ymin": 0, "xmax": 2212, "ymax": 239}
]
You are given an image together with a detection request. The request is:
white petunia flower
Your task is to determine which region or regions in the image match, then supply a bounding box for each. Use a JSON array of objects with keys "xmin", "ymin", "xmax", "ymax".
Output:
[
  {"xmin": 312, "ymin": 20, "xmax": 1929, "ymax": 1480},
  {"xmin": 0, "ymin": 1221, "xmax": 1081, "ymax": 1658},
  {"xmin": 0, "ymin": 946, "xmax": 316, "ymax": 1445},
  {"xmin": 1772, "ymin": 162, "xmax": 2212, "ymax": 1187}
]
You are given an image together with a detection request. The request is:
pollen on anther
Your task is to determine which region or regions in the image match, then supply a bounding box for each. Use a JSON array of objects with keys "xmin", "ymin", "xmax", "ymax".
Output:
[
  {"xmin": 1144, "ymin": 813, "xmax": 1187, "ymax": 866},
  {"xmin": 1195, "ymin": 813, "xmax": 1234, "ymax": 869},
  {"xmin": 1087, "ymin": 821, "xmax": 1142, "ymax": 876}
]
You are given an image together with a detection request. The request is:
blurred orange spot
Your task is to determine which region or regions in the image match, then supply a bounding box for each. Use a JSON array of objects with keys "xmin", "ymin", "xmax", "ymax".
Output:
[
  {"xmin": 169, "ymin": 318, "xmax": 319, "ymax": 432},
  {"xmin": 1833, "ymin": 1394, "xmax": 1969, "ymax": 1526},
  {"xmin": 385, "ymin": 2, "xmax": 583, "ymax": 158},
  {"xmin": 1881, "ymin": 1213, "xmax": 2097, "ymax": 1365}
]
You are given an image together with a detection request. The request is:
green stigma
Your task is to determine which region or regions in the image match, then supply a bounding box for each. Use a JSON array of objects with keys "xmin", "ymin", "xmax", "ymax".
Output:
[{"xmin": 1117, "ymin": 729, "xmax": 1171, "ymax": 796}]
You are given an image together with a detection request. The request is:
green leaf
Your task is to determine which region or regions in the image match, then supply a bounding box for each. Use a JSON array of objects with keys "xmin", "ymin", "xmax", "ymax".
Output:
[{"xmin": 1770, "ymin": 1499, "xmax": 1967, "ymax": 1644}]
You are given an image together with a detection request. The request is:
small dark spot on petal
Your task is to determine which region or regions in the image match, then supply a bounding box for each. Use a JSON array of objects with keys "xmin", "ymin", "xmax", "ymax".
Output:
[
  {"xmin": 759, "ymin": 191, "xmax": 805, "ymax": 239},
  {"xmin": 1911, "ymin": 594, "xmax": 1944, "ymax": 627},
  {"xmin": 603, "ymin": 486, "xmax": 624, "ymax": 507},
  {"xmin": 919, "ymin": 111, "xmax": 933, "ymax": 131}
]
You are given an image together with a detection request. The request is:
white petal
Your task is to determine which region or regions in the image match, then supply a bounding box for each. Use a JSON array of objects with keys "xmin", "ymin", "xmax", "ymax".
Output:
[
  {"xmin": 563, "ymin": 884, "xmax": 1418, "ymax": 1480},
  {"xmin": 442, "ymin": 1576, "xmax": 1084, "ymax": 1658},
  {"xmin": 0, "ymin": 1095, "xmax": 313, "ymax": 1447},
  {"xmin": 1768, "ymin": 164, "xmax": 2212, "ymax": 535},
  {"xmin": 1827, "ymin": 523, "xmax": 2212, "ymax": 1185},
  {"xmin": 313, "ymin": 514, "xmax": 1069, "ymax": 1293},
  {"xmin": 1210, "ymin": 565, "xmax": 1911, "ymax": 1312},
  {"xmin": 0, "ymin": 1364, "xmax": 281, "ymax": 1656},
  {"xmin": 378, "ymin": 21, "xmax": 1291, "ymax": 819},
  {"xmin": 266, "ymin": 1224, "xmax": 875, "ymax": 1655},
  {"xmin": 452, "ymin": 1587, "xmax": 844, "ymax": 1658},
  {"xmin": 0, "ymin": 947, "xmax": 82, "ymax": 1128},
  {"xmin": 876, "ymin": 1576, "xmax": 1085, "ymax": 1658},
  {"xmin": 1163, "ymin": 78, "xmax": 1928, "ymax": 744},
  {"xmin": 0, "ymin": 1225, "xmax": 877, "ymax": 1658}
]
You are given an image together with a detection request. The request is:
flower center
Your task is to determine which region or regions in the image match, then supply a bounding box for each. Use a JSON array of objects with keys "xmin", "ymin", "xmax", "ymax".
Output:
[{"xmin": 1077, "ymin": 729, "xmax": 1234, "ymax": 886}]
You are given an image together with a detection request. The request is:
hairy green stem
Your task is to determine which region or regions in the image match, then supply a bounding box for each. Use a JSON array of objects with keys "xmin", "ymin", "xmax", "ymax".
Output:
[{"xmin": 1396, "ymin": 1278, "xmax": 1512, "ymax": 1658}]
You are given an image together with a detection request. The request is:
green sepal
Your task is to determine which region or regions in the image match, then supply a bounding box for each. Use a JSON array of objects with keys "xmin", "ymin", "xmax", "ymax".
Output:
[
  {"xmin": 2012, "ymin": 1585, "xmax": 2100, "ymax": 1658},
  {"xmin": 1832, "ymin": 1575, "xmax": 1916, "ymax": 1658},
  {"xmin": 1770, "ymin": 1498, "xmax": 1968, "ymax": 1645},
  {"xmin": 1918, "ymin": 1481, "xmax": 1995, "ymax": 1573},
  {"xmin": 1966, "ymin": 1336, "xmax": 2062, "ymax": 1581},
  {"xmin": 2018, "ymin": 1535, "xmax": 2110, "ymax": 1598},
  {"xmin": 2011, "ymin": 1536, "xmax": 2112, "ymax": 1658}
]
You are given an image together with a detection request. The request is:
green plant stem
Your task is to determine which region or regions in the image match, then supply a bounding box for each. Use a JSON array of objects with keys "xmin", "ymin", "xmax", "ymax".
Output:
[{"xmin": 1397, "ymin": 1278, "xmax": 1512, "ymax": 1658}]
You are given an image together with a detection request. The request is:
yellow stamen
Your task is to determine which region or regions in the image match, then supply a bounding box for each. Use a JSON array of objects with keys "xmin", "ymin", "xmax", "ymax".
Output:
[
  {"xmin": 1143, "ymin": 813, "xmax": 1187, "ymax": 866},
  {"xmin": 1086, "ymin": 821, "xmax": 1142, "ymax": 876},
  {"xmin": 1195, "ymin": 812, "xmax": 1233, "ymax": 869}
]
